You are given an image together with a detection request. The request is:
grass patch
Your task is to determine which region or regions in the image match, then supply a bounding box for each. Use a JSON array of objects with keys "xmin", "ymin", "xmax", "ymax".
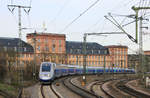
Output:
[{"xmin": 0, "ymin": 82, "xmax": 18, "ymax": 97}]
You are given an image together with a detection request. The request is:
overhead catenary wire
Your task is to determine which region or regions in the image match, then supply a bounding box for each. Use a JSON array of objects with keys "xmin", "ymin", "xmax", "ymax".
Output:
[
  {"xmin": 139, "ymin": 0, "xmax": 142, "ymax": 7},
  {"xmin": 60, "ymin": 0, "xmax": 100, "ymax": 33},
  {"xmin": 50, "ymin": 0, "xmax": 71, "ymax": 24},
  {"xmin": 84, "ymin": 17, "xmax": 104, "ymax": 32},
  {"xmin": 29, "ymin": 0, "xmax": 32, "ymax": 7},
  {"xmin": 110, "ymin": 0, "xmax": 137, "ymax": 12},
  {"xmin": 141, "ymin": 0, "xmax": 147, "ymax": 16},
  {"xmin": 143, "ymin": 0, "xmax": 150, "ymax": 18},
  {"xmin": 84, "ymin": 0, "xmax": 139, "ymax": 37}
]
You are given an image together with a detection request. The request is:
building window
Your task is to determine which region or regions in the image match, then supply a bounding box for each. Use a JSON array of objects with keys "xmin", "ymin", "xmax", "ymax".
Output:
[
  {"xmin": 101, "ymin": 61, "xmax": 103, "ymax": 65},
  {"xmin": 70, "ymin": 49, "xmax": 72, "ymax": 53},
  {"xmin": 45, "ymin": 38, "xmax": 48, "ymax": 43},
  {"xmin": 95, "ymin": 56, "xmax": 97, "ymax": 59},
  {"xmin": 124, "ymin": 50, "xmax": 126, "ymax": 55},
  {"xmin": 24, "ymin": 47, "xmax": 27, "ymax": 52},
  {"xmin": 58, "ymin": 40, "xmax": 61, "ymax": 52},
  {"xmin": 92, "ymin": 50, "xmax": 94, "ymax": 54},
  {"xmin": 14, "ymin": 47, "xmax": 17, "ymax": 51},
  {"xmin": 99, "ymin": 61, "xmax": 100, "ymax": 64},
  {"xmin": 99, "ymin": 50, "xmax": 101, "ymax": 54},
  {"xmin": 124, "ymin": 61, "xmax": 126, "ymax": 67},
  {"xmin": 52, "ymin": 40, "xmax": 55, "ymax": 44},
  {"xmin": 21, "ymin": 54, "xmax": 24, "ymax": 58},
  {"xmin": 52, "ymin": 40, "xmax": 55, "ymax": 52},
  {"xmin": 37, "ymin": 39, "xmax": 40, "ymax": 42},
  {"xmin": 45, "ymin": 46, "xmax": 49, "ymax": 51},
  {"xmin": 26, "ymin": 54, "xmax": 29, "ymax": 57},
  {"xmin": 101, "ymin": 56, "xmax": 103, "ymax": 60},
  {"xmin": 59, "ymin": 47, "xmax": 61, "ymax": 52},
  {"xmin": 52, "ymin": 45, "xmax": 55, "ymax": 52},
  {"xmin": 118, "ymin": 49, "xmax": 120, "ymax": 54},
  {"xmin": 4, "ymin": 47, "xmax": 7, "ymax": 51},
  {"xmin": 121, "ymin": 49, "xmax": 123, "ymax": 55},
  {"xmin": 59, "ymin": 40, "xmax": 61, "ymax": 46},
  {"xmin": 95, "ymin": 61, "xmax": 97, "ymax": 65},
  {"xmin": 38, "ymin": 46, "xmax": 40, "ymax": 51}
]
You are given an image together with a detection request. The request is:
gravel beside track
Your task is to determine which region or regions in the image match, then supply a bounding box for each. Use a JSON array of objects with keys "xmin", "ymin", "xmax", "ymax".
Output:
[
  {"xmin": 89, "ymin": 81, "xmax": 111, "ymax": 98},
  {"xmin": 52, "ymin": 77, "xmax": 82, "ymax": 98},
  {"xmin": 65, "ymin": 77, "xmax": 100, "ymax": 98},
  {"xmin": 101, "ymin": 80, "xmax": 133, "ymax": 98}
]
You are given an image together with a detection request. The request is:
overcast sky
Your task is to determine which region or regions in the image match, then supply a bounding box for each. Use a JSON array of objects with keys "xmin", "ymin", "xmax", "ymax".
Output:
[{"xmin": 0, "ymin": 0, "xmax": 150, "ymax": 53}]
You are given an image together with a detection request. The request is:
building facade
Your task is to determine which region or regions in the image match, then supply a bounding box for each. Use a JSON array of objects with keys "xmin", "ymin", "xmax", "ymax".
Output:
[
  {"xmin": 144, "ymin": 51, "xmax": 150, "ymax": 55},
  {"xmin": 26, "ymin": 33, "xmax": 66, "ymax": 64},
  {"xmin": 105, "ymin": 45, "xmax": 128, "ymax": 68},
  {"xmin": 0, "ymin": 37, "xmax": 34, "ymax": 67},
  {"xmin": 26, "ymin": 32, "xmax": 128, "ymax": 68},
  {"xmin": 66, "ymin": 41, "xmax": 110, "ymax": 67}
]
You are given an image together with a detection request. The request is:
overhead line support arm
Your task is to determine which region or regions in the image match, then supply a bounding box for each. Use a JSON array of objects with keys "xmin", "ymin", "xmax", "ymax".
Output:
[
  {"xmin": 105, "ymin": 14, "xmax": 137, "ymax": 43},
  {"xmin": 132, "ymin": 6, "xmax": 150, "ymax": 43}
]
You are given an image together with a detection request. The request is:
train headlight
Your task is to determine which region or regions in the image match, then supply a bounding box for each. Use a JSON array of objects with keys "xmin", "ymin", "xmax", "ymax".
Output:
[{"xmin": 47, "ymin": 74, "xmax": 50, "ymax": 77}]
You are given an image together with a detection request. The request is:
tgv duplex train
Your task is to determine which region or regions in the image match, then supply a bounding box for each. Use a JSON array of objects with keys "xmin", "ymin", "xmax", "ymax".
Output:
[{"xmin": 39, "ymin": 62, "xmax": 135, "ymax": 83}]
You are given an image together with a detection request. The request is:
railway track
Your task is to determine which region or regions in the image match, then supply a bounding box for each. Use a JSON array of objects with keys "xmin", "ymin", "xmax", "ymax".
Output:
[
  {"xmin": 40, "ymin": 75, "xmax": 150, "ymax": 98},
  {"xmin": 101, "ymin": 79, "xmax": 150, "ymax": 98},
  {"xmin": 116, "ymin": 80, "xmax": 150, "ymax": 98},
  {"xmin": 40, "ymin": 85, "xmax": 45, "ymax": 98},
  {"xmin": 40, "ymin": 84, "xmax": 61, "ymax": 98},
  {"xmin": 50, "ymin": 83, "xmax": 61, "ymax": 98},
  {"xmin": 63, "ymin": 77, "xmax": 100, "ymax": 98},
  {"xmin": 90, "ymin": 80, "xmax": 112, "ymax": 98},
  {"xmin": 101, "ymin": 79, "xmax": 133, "ymax": 98}
]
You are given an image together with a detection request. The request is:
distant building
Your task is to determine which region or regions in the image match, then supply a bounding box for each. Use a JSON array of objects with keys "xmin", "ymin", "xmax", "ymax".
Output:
[
  {"xmin": 66, "ymin": 41, "xmax": 110, "ymax": 67},
  {"xmin": 0, "ymin": 37, "xmax": 34, "ymax": 66},
  {"xmin": 144, "ymin": 51, "xmax": 150, "ymax": 55},
  {"xmin": 26, "ymin": 33, "xmax": 66, "ymax": 64},
  {"xmin": 105, "ymin": 45, "xmax": 128, "ymax": 68},
  {"xmin": 26, "ymin": 32, "xmax": 128, "ymax": 68}
]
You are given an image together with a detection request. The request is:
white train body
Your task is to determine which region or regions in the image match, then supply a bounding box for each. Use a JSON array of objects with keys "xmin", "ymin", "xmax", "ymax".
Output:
[
  {"xmin": 39, "ymin": 62, "xmax": 135, "ymax": 83},
  {"xmin": 39, "ymin": 62, "xmax": 55, "ymax": 82}
]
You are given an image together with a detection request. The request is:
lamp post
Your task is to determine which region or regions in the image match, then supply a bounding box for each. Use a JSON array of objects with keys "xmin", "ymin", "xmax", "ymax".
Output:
[
  {"xmin": 103, "ymin": 50, "xmax": 107, "ymax": 80},
  {"xmin": 33, "ymin": 31, "xmax": 37, "ymax": 80},
  {"xmin": 82, "ymin": 34, "xmax": 87, "ymax": 86}
]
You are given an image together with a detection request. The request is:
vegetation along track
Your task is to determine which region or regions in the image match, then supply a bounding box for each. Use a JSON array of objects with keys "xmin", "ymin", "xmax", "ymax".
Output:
[
  {"xmin": 63, "ymin": 77, "xmax": 100, "ymax": 98},
  {"xmin": 117, "ymin": 80, "xmax": 150, "ymax": 98},
  {"xmin": 0, "ymin": 89, "xmax": 16, "ymax": 98}
]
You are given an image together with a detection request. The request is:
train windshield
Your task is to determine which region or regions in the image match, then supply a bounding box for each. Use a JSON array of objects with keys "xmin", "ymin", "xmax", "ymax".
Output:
[{"xmin": 42, "ymin": 63, "xmax": 51, "ymax": 72}]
